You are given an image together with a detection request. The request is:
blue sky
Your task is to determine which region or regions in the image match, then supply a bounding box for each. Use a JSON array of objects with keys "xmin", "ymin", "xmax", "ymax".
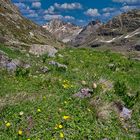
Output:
[{"xmin": 12, "ymin": 0, "xmax": 140, "ymax": 26}]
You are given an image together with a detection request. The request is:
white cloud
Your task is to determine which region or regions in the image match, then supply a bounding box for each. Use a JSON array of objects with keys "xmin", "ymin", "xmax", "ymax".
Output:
[
  {"xmin": 64, "ymin": 16, "xmax": 75, "ymax": 20},
  {"xmin": 26, "ymin": 13, "xmax": 38, "ymax": 18},
  {"xmin": 113, "ymin": 0, "xmax": 140, "ymax": 4},
  {"xmin": 44, "ymin": 6, "xmax": 55, "ymax": 14},
  {"xmin": 103, "ymin": 12, "xmax": 111, "ymax": 17},
  {"xmin": 121, "ymin": 5, "xmax": 139, "ymax": 11},
  {"xmin": 32, "ymin": 2, "xmax": 41, "ymax": 8},
  {"xmin": 44, "ymin": 14, "xmax": 63, "ymax": 20},
  {"xmin": 14, "ymin": 2, "xmax": 27, "ymax": 9},
  {"xmin": 84, "ymin": 8, "xmax": 100, "ymax": 17},
  {"xmin": 102, "ymin": 7, "xmax": 116, "ymax": 12},
  {"xmin": 44, "ymin": 14, "xmax": 75, "ymax": 21},
  {"xmin": 44, "ymin": 3, "xmax": 82, "ymax": 15},
  {"xmin": 54, "ymin": 3, "xmax": 82, "ymax": 10}
]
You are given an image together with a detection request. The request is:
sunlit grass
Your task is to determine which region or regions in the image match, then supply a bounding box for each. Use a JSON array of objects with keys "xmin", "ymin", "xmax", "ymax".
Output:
[{"xmin": 0, "ymin": 47, "xmax": 140, "ymax": 139}]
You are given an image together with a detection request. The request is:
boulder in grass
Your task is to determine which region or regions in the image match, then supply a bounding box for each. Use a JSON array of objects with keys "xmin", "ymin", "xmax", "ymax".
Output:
[
  {"xmin": 6, "ymin": 59, "xmax": 17, "ymax": 72},
  {"xmin": 120, "ymin": 107, "xmax": 132, "ymax": 120},
  {"xmin": 40, "ymin": 66, "xmax": 49, "ymax": 73},
  {"xmin": 29, "ymin": 44, "xmax": 58, "ymax": 57},
  {"xmin": 73, "ymin": 88, "xmax": 93, "ymax": 99},
  {"xmin": 49, "ymin": 61, "xmax": 67, "ymax": 69},
  {"xmin": 114, "ymin": 102, "xmax": 132, "ymax": 120}
]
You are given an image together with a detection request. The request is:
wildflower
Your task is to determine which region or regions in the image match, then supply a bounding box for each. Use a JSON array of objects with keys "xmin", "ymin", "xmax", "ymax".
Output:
[
  {"xmin": 125, "ymin": 127, "xmax": 128, "ymax": 132},
  {"xmin": 19, "ymin": 111, "xmax": 24, "ymax": 116},
  {"xmin": 60, "ymin": 132, "xmax": 64, "ymax": 138},
  {"xmin": 81, "ymin": 80, "xmax": 86, "ymax": 85},
  {"xmin": 63, "ymin": 116, "xmax": 70, "ymax": 120},
  {"xmin": 59, "ymin": 124, "xmax": 63, "ymax": 129},
  {"xmin": 59, "ymin": 108, "xmax": 62, "ymax": 112},
  {"xmin": 87, "ymin": 108, "xmax": 91, "ymax": 112},
  {"xmin": 92, "ymin": 83, "xmax": 97, "ymax": 89},
  {"xmin": 27, "ymin": 139, "xmax": 30, "ymax": 140},
  {"xmin": 54, "ymin": 126, "xmax": 58, "ymax": 130},
  {"xmin": 64, "ymin": 101, "xmax": 67, "ymax": 104},
  {"xmin": 63, "ymin": 80, "xmax": 68, "ymax": 83},
  {"xmin": 54, "ymin": 124, "xmax": 58, "ymax": 130},
  {"xmin": 43, "ymin": 96, "xmax": 46, "ymax": 100},
  {"xmin": 37, "ymin": 108, "xmax": 41, "ymax": 113},
  {"xmin": 18, "ymin": 130, "xmax": 23, "ymax": 135},
  {"xmin": 62, "ymin": 84, "xmax": 69, "ymax": 89},
  {"xmin": 5, "ymin": 122, "xmax": 11, "ymax": 128}
]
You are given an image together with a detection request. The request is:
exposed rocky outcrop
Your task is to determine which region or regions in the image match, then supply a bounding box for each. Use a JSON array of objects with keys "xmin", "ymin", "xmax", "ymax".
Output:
[
  {"xmin": 71, "ymin": 20, "xmax": 102, "ymax": 46},
  {"xmin": 70, "ymin": 9, "xmax": 140, "ymax": 50},
  {"xmin": 43, "ymin": 19, "xmax": 82, "ymax": 43},
  {"xmin": 0, "ymin": 0, "xmax": 63, "ymax": 49},
  {"xmin": 29, "ymin": 44, "xmax": 58, "ymax": 57}
]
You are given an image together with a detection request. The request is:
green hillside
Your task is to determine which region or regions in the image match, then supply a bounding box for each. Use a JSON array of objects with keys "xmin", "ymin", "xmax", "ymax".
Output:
[{"xmin": 0, "ymin": 44, "xmax": 140, "ymax": 139}]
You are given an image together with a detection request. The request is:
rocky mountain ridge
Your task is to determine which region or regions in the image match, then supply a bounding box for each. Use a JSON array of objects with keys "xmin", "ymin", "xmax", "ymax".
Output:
[
  {"xmin": 43, "ymin": 19, "xmax": 82, "ymax": 43},
  {"xmin": 0, "ymin": 0, "xmax": 63, "ymax": 54},
  {"xmin": 70, "ymin": 9, "xmax": 140, "ymax": 51}
]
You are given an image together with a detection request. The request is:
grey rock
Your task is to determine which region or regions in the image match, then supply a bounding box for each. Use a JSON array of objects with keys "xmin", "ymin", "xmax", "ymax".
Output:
[
  {"xmin": 120, "ymin": 107, "xmax": 132, "ymax": 120},
  {"xmin": 40, "ymin": 66, "xmax": 49, "ymax": 73},
  {"xmin": 49, "ymin": 61, "xmax": 67, "ymax": 69},
  {"xmin": 73, "ymin": 88, "xmax": 93, "ymax": 99},
  {"xmin": 6, "ymin": 61, "xmax": 17, "ymax": 72},
  {"xmin": 29, "ymin": 44, "xmax": 58, "ymax": 57},
  {"xmin": 24, "ymin": 64, "xmax": 31, "ymax": 69}
]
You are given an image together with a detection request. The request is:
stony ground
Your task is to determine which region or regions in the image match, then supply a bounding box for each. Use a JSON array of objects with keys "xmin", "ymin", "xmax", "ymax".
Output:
[{"xmin": 0, "ymin": 45, "xmax": 140, "ymax": 139}]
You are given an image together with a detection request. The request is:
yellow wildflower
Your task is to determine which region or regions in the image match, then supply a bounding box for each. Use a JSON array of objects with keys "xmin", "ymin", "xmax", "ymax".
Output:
[
  {"xmin": 43, "ymin": 96, "xmax": 46, "ymax": 99},
  {"xmin": 125, "ymin": 127, "xmax": 128, "ymax": 132},
  {"xmin": 59, "ymin": 124, "xmax": 63, "ymax": 129},
  {"xmin": 62, "ymin": 84, "xmax": 69, "ymax": 89},
  {"xmin": 19, "ymin": 111, "xmax": 24, "ymax": 116},
  {"xmin": 63, "ymin": 80, "xmax": 68, "ymax": 83},
  {"xmin": 37, "ymin": 108, "xmax": 41, "ymax": 113},
  {"xmin": 64, "ymin": 101, "xmax": 67, "ymax": 104},
  {"xmin": 5, "ymin": 122, "xmax": 11, "ymax": 128},
  {"xmin": 54, "ymin": 124, "xmax": 58, "ymax": 130},
  {"xmin": 87, "ymin": 108, "xmax": 91, "ymax": 112},
  {"xmin": 18, "ymin": 130, "xmax": 23, "ymax": 135},
  {"xmin": 60, "ymin": 132, "xmax": 64, "ymax": 138},
  {"xmin": 63, "ymin": 116, "xmax": 70, "ymax": 120}
]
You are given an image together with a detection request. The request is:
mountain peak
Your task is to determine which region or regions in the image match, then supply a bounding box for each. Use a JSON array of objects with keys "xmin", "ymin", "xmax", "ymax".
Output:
[
  {"xmin": 0, "ymin": 0, "xmax": 63, "ymax": 49},
  {"xmin": 43, "ymin": 19, "xmax": 82, "ymax": 43}
]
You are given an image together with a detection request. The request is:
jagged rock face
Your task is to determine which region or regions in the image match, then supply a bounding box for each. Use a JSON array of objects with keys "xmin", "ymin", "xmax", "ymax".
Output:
[
  {"xmin": 70, "ymin": 9, "xmax": 140, "ymax": 49},
  {"xmin": 105, "ymin": 10, "xmax": 140, "ymax": 32},
  {"xmin": 97, "ymin": 10, "xmax": 140, "ymax": 38},
  {"xmin": 0, "ymin": 0, "xmax": 62, "ymax": 48},
  {"xmin": 43, "ymin": 19, "xmax": 82, "ymax": 43},
  {"xmin": 70, "ymin": 20, "xmax": 102, "ymax": 46}
]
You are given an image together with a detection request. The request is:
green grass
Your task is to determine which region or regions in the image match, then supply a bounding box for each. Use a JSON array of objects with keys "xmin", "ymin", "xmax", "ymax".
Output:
[{"xmin": 0, "ymin": 46, "xmax": 140, "ymax": 139}]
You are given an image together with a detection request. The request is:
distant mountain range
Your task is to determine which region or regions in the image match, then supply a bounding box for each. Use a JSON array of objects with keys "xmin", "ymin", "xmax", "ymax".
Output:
[
  {"xmin": 43, "ymin": 9, "xmax": 140, "ymax": 51},
  {"xmin": 43, "ymin": 19, "xmax": 82, "ymax": 43},
  {"xmin": 0, "ymin": 0, "xmax": 140, "ymax": 52}
]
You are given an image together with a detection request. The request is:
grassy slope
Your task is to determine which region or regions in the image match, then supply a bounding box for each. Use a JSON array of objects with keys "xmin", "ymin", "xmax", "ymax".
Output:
[{"xmin": 0, "ymin": 44, "xmax": 140, "ymax": 139}]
